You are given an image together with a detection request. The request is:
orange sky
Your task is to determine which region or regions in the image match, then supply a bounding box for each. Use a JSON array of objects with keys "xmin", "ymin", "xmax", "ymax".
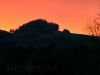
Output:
[{"xmin": 0, "ymin": 0, "xmax": 99, "ymax": 34}]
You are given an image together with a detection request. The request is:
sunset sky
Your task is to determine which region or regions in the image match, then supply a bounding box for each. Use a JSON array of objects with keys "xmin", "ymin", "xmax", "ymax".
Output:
[{"xmin": 0, "ymin": 0, "xmax": 99, "ymax": 34}]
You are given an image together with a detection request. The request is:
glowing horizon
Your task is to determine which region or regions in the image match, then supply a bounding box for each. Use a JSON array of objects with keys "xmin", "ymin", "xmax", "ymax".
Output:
[{"xmin": 0, "ymin": 0, "xmax": 99, "ymax": 34}]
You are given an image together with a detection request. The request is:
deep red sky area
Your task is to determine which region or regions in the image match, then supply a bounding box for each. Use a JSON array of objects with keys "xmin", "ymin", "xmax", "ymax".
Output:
[{"xmin": 0, "ymin": 0, "xmax": 99, "ymax": 34}]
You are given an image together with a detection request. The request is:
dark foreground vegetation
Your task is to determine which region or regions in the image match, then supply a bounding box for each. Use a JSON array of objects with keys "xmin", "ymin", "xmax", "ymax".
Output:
[{"xmin": 0, "ymin": 19, "xmax": 100, "ymax": 75}]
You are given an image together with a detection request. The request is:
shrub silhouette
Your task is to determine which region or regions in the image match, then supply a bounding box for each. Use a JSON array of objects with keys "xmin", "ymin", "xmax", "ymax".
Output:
[{"xmin": 63, "ymin": 29, "xmax": 70, "ymax": 34}]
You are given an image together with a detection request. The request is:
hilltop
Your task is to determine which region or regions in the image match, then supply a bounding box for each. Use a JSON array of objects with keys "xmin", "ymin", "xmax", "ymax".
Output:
[{"xmin": 0, "ymin": 19, "xmax": 100, "ymax": 75}]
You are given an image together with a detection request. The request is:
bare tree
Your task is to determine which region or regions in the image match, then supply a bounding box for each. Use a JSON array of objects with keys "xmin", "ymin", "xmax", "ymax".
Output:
[{"xmin": 85, "ymin": 17, "xmax": 100, "ymax": 36}]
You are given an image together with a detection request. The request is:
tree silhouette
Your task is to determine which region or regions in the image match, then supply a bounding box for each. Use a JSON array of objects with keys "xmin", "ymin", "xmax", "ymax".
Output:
[{"xmin": 85, "ymin": 16, "xmax": 100, "ymax": 36}]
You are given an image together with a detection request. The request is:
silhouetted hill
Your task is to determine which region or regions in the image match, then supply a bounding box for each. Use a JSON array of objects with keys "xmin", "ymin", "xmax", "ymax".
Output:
[
  {"xmin": 0, "ymin": 19, "xmax": 100, "ymax": 75},
  {"xmin": 0, "ymin": 29, "xmax": 11, "ymax": 37},
  {"xmin": 14, "ymin": 19, "xmax": 59, "ymax": 34},
  {"xmin": 0, "ymin": 29, "xmax": 11, "ymax": 43}
]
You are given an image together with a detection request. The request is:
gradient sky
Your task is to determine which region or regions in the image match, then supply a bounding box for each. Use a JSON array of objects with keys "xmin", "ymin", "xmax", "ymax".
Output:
[{"xmin": 0, "ymin": 0, "xmax": 99, "ymax": 34}]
